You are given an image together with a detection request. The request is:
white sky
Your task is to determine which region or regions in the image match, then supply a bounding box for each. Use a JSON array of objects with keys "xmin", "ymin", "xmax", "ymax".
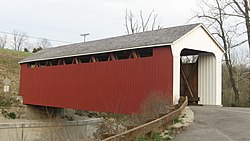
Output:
[{"xmin": 0, "ymin": 0, "xmax": 199, "ymax": 47}]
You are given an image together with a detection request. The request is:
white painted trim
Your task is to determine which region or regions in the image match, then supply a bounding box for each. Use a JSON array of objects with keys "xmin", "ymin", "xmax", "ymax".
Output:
[
  {"xmin": 173, "ymin": 24, "xmax": 225, "ymax": 53},
  {"xmin": 19, "ymin": 43, "xmax": 172, "ymax": 64},
  {"xmin": 199, "ymin": 24, "xmax": 225, "ymax": 53},
  {"xmin": 171, "ymin": 25, "xmax": 223, "ymax": 105},
  {"xmin": 172, "ymin": 55, "xmax": 181, "ymax": 104}
]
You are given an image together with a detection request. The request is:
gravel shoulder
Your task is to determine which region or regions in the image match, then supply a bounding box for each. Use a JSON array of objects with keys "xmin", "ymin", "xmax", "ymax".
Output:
[{"xmin": 172, "ymin": 107, "xmax": 194, "ymax": 128}]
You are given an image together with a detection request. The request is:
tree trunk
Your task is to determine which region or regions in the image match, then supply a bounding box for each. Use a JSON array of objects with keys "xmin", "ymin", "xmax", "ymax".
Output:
[
  {"xmin": 217, "ymin": 0, "xmax": 240, "ymax": 105},
  {"xmin": 224, "ymin": 53, "xmax": 240, "ymax": 105},
  {"xmin": 243, "ymin": 0, "xmax": 250, "ymax": 107},
  {"xmin": 244, "ymin": 0, "xmax": 250, "ymax": 51}
]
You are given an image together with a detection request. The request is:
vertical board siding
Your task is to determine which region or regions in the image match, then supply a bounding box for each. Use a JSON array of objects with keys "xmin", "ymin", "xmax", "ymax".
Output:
[
  {"xmin": 198, "ymin": 53, "xmax": 216, "ymax": 105},
  {"xmin": 20, "ymin": 47, "xmax": 173, "ymax": 114},
  {"xmin": 180, "ymin": 63, "xmax": 198, "ymax": 99}
]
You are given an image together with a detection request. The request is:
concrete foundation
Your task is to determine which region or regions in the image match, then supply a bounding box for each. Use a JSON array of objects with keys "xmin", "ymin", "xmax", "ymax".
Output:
[{"xmin": 0, "ymin": 119, "xmax": 101, "ymax": 141}]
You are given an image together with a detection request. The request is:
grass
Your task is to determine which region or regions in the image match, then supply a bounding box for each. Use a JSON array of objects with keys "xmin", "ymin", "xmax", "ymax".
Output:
[
  {"xmin": 173, "ymin": 113, "xmax": 186, "ymax": 124},
  {"xmin": 136, "ymin": 132, "xmax": 172, "ymax": 141},
  {"xmin": 0, "ymin": 95, "xmax": 13, "ymax": 107},
  {"xmin": 0, "ymin": 48, "xmax": 31, "ymax": 95},
  {"xmin": 173, "ymin": 117, "xmax": 183, "ymax": 124}
]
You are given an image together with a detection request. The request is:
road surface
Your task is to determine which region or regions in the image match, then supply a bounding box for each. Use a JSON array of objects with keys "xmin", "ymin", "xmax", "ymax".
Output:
[{"xmin": 173, "ymin": 106, "xmax": 250, "ymax": 141}]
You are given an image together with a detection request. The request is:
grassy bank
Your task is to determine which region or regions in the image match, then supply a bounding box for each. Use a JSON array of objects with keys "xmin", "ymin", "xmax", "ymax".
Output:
[{"xmin": 0, "ymin": 48, "xmax": 31, "ymax": 95}]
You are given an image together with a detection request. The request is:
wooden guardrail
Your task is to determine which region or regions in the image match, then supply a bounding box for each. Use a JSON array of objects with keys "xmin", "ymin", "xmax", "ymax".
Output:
[{"xmin": 102, "ymin": 96, "xmax": 188, "ymax": 141}]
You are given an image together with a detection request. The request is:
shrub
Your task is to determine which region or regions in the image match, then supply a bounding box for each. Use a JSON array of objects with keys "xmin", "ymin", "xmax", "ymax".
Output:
[
  {"xmin": 24, "ymin": 48, "xmax": 29, "ymax": 52},
  {"xmin": 6, "ymin": 112, "xmax": 16, "ymax": 119},
  {"xmin": 0, "ymin": 95, "xmax": 14, "ymax": 107},
  {"xmin": 93, "ymin": 118, "xmax": 126, "ymax": 140},
  {"xmin": 128, "ymin": 91, "xmax": 171, "ymax": 126},
  {"xmin": 140, "ymin": 91, "xmax": 170, "ymax": 120},
  {"xmin": 0, "ymin": 99, "xmax": 12, "ymax": 107},
  {"xmin": 32, "ymin": 47, "xmax": 42, "ymax": 53}
]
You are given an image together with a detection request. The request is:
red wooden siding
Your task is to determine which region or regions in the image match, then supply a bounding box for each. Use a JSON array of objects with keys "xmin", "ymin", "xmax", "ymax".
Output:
[{"xmin": 19, "ymin": 47, "xmax": 173, "ymax": 114}]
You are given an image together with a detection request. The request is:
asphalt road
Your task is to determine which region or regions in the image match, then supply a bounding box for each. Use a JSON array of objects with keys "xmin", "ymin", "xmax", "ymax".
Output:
[{"xmin": 173, "ymin": 106, "xmax": 250, "ymax": 141}]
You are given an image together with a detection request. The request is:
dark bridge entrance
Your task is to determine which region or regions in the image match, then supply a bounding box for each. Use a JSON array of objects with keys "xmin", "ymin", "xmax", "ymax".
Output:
[{"xmin": 180, "ymin": 62, "xmax": 199, "ymax": 104}]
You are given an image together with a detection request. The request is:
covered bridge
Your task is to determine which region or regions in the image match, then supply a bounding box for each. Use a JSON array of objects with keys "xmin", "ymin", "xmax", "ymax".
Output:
[{"xmin": 19, "ymin": 23, "xmax": 224, "ymax": 114}]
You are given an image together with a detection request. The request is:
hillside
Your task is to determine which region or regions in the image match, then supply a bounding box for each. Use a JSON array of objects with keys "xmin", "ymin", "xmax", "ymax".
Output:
[{"xmin": 0, "ymin": 48, "xmax": 31, "ymax": 95}]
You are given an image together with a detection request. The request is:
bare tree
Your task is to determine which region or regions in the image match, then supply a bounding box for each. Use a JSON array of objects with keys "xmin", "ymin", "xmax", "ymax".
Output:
[
  {"xmin": 12, "ymin": 30, "xmax": 27, "ymax": 51},
  {"xmin": 124, "ymin": 9, "xmax": 162, "ymax": 34},
  {"xmin": 192, "ymin": 0, "xmax": 249, "ymax": 105},
  {"xmin": 124, "ymin": 9, "xmax": 140, "ymax": 34},
  {"xmin": 0, "ymin": 35, "xmax": 7, "ymax": 49},
  {"xmin": 36, "ymin": 38, "xmax": 52, "ymax": 49},
  {"xmin": 227, "ymin": 0, "xmax": 250, "ymax": 50}
]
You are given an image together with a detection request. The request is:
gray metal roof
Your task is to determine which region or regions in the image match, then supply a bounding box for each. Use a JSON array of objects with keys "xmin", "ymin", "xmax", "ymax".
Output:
[{"xmin": 20, "ymin": 23, "xmax": 201, "ymax": 63}]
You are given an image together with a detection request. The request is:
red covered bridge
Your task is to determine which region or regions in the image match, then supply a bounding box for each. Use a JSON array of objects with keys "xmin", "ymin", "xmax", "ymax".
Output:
[{"xmin": 19, "ymin": 23, "xmax": 224, "ymax": 114}]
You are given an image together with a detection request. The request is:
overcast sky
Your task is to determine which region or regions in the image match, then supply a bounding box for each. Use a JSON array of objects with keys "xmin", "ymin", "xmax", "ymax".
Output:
[{"xmin": 0, "ymin": 0, "xmax": 199, "ymax": 47}]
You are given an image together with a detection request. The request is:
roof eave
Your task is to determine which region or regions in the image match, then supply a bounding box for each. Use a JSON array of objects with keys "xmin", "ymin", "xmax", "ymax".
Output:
[{"xmin": 19, "ymin": 43, "xmax": 172, "ymax": 64}]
